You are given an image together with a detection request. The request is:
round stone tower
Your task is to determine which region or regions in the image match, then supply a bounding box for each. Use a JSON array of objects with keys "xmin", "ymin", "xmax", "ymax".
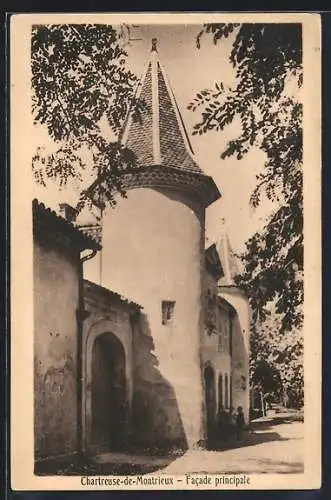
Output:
[{"xmin": 87, "ymin": 40, "xmax": 221, "ymax": 449}]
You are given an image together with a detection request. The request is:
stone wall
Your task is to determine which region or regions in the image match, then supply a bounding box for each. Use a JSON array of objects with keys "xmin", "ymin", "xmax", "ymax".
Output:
[{"xmin": 34, "ymin": 240, "xmax": 80, "ymax": 460}]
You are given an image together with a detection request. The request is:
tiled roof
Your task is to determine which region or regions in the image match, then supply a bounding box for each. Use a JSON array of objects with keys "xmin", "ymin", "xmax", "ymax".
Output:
[
  {"xmin": 85, "ymin": 41, "xmax": 221, "ymax": 209},
  {"xmin": 121, "ymin": 42, "xmax": 204, "ymax": 175},
  {"xmin": 157, "ymin": 64, "xmax": 201, "ymax": 173},
  {"xmin": 76, "ymin": 223, "xmax": 102, "ymax": 245},
  {"xmin": 83, "ymin": 279, "xmax": 142, "ymax": 311},
  {"xmin": 205, "ymin": 243, "xmax": 224, "ymax": 281},
  {"xmin": 33, "ymin": 199, "xmax": 101, "ymax": 251},
  {"xmin": 125, "ymin": 63, "xmax": 154, "ymax": 165}
]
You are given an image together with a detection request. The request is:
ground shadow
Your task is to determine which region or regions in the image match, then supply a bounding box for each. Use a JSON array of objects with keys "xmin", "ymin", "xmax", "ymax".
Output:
[
  {"xmin": 129, "ymin": 312, "xmax": 188, "ymax": 453},
  {"xmin": 213, "ymin": 431, "xmax": 291, "ymax": 452},
  {"xmin": 209, "ymin": 414, "xmax": 302, "ymax": 452},
  {"xmin": 35, "ymin": 454, "xmax": 178, "ymax": 476}
]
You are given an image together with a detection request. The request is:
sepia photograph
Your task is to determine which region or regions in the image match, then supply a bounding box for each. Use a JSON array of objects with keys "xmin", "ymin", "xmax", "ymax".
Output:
[{"xmin": 10, "ymin": 13, "xmax": 321, "ymax": 490}]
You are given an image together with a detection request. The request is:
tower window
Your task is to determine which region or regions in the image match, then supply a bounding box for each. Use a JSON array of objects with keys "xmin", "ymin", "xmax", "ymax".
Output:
[{"xmin": 161, "ymin": 300, "xmax": 176, "ymax": 325}]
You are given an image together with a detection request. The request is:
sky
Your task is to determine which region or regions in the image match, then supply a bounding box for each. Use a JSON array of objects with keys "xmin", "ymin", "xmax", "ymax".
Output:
[{"xmin": 32, "ymin": 23, "xmax": 276, "ymax": 253}]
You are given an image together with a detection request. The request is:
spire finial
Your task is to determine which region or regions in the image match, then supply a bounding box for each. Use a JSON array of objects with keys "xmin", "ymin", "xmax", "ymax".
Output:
[{"xmin": 151, "ymin": 38, "xmax": 158, "ymax": 52}]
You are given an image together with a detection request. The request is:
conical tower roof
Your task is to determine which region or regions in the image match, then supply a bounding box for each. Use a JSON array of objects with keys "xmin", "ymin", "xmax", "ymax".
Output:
[
  {"xmin": 86, "ymin": 39, "xmax": 221, "ymax": 209},
  {"xmin": 216, "ymin": 219, "xmax": 241, "ymax": 286},
  {"xmin": 121, "ymin": 38, "xmax": 202, "ymax": 174}
]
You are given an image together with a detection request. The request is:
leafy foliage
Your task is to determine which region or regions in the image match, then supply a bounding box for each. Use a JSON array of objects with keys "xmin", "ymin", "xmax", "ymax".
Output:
[
  {"xmin": 31, "ymin": 24, "xmax": 142, "ymax": 207},
  {"xmin": 250, "ymin": 313, "xmax": 303, "ymax": 407},
  {"xmin": 191, "ymin": 23, "xmax": 304, "ymax": 404},
  {"xmin": 190, "ymin": 23, "xmax": 303, "ymax": 334}
]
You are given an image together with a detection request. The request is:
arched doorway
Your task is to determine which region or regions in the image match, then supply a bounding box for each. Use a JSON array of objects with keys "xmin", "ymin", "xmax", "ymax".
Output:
[
  {"xmin": 91, "ymin": 332, "xmax": 127, "ymax": 450},
  {"xmin": 204, "ymin": 365, "xmax": 216, "ymax": 449}
]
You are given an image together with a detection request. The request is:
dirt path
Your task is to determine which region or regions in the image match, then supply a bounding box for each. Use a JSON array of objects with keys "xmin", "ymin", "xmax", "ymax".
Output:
[
  {"xmin": 93, "ymin": 414, "xmax": 304, "ymax": 475},
  {"xmin": 161, "ymin": 417, "xmax": 303, "ymax": 474},
  {"xmin": 36, "ymin": 413, "xmax": 303, "ymax": 475}
]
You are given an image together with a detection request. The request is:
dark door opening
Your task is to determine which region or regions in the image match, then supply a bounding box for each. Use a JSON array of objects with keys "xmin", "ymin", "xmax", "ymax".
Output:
[
  {"xmin": 91, "ymin": 332, "xmax": 127, "ymax": 450},
  {"xmin": 204, "ymin": 365, "xmax": 216, "ymax": 450}
]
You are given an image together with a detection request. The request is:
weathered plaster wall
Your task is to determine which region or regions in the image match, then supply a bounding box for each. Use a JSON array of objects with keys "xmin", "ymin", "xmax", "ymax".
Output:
[
  {"xmin": 202, "ymin": 273, "xmax": 232, "ymax": 420},
  {"xmin": 201, "ymin": 331, "xmax": 232, "ymax": 410},
  {"xmin": 219, "ymin": 287, "xmax": 250, "ymax": 422},
  {"xmin": 131, "ymin": 313, "xmax": 187, "ymax": 449},
  {"xmin": 81, "ymin": 281, "xmax": 135, "ymax": 452},
  {"xmin": 97, "ymin": 187, "xmax": 206, "ymax": 449},
  {"xmin": 34, "ymin": 241, "xmax": 80, "ymax": 460}
]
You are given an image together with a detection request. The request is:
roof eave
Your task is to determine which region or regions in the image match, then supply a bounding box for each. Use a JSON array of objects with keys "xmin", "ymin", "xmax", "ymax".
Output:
[
  {"xmin": 203, "ymin": 175, "xmax": 221, "ymax": 207},
  {"xmin": 33, "ymin": 199, "xmax": 102, "ymax": 252},
  {"xmin": 85, "ymin": 165, "xmax": 221, "ymax": 210}
]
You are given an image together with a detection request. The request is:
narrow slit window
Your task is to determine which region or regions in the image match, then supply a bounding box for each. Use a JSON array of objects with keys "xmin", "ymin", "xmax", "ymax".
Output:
[{"xmin": 161, "ymin": 300, "xmax": 176, "ymax": 325}]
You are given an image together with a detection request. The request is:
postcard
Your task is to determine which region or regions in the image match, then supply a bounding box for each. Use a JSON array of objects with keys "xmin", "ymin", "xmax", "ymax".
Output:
[{"xmin": 10, "ymin": 12, "xmax": 321, "ymax": 491}]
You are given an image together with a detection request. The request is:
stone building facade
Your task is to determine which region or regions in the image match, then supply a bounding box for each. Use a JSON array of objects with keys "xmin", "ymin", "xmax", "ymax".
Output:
[
  {"xmin": 33, "ymin": 200, "xmax": 100, "ymax": 461},
  {"xmin": 33, "ymin": 40, "xmax": 250, "ymax": 465}
]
